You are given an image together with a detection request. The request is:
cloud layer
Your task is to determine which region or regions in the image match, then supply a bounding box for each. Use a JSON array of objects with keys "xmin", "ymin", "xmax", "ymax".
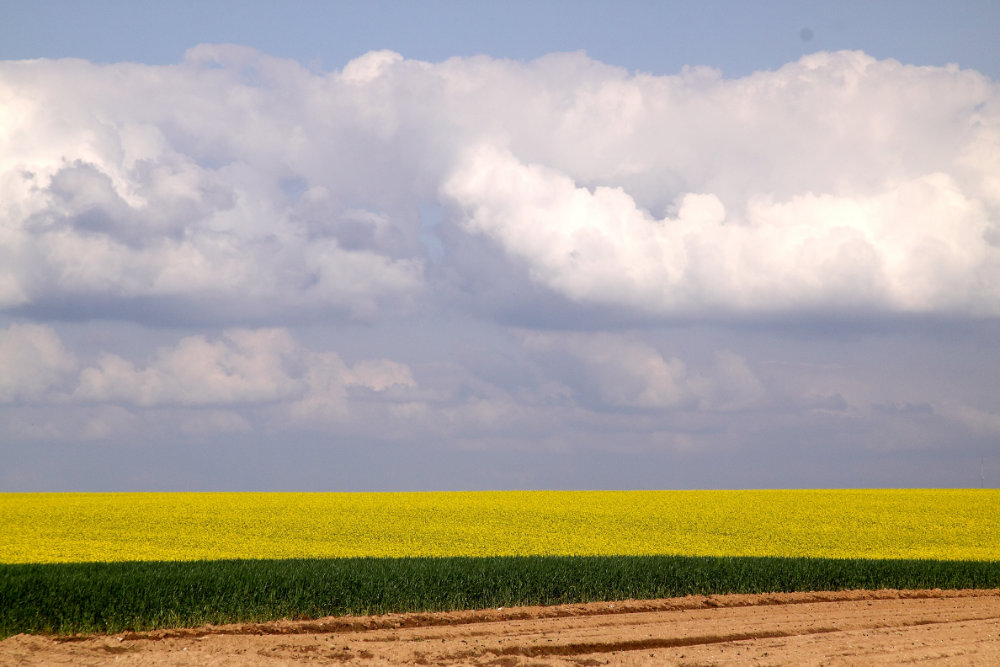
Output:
[
  {"xmin": 3, "ymin": 47, "xmax": 999, "ymax": 489},
  {"xmin": 2, "ymin": 47, "xmax": 997, "ymax": 323}
]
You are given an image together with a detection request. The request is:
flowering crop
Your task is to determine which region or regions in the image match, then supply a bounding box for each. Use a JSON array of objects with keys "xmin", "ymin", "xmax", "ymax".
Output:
[{"xmin": 2, "ymin": 489, "xmax": 997, "ymax": 564}]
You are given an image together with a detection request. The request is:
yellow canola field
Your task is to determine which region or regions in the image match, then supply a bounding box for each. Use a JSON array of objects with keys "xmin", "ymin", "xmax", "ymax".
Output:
[{"xmin": 1, "ymin": 490, "xmax": 998, "ymax": 564}]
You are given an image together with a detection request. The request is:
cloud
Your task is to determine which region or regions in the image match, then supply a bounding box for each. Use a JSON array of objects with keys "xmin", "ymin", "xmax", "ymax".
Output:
[
  {"xmin": 75, "ymin": 328, "xmax": 305, "ymax": 407},
  {"xmin": 0, "ymin": 323, "xmax": 424, "ymax": 445},
  {"xmin": 519, "ymin": 331, "xmax": 768, "ymax": 412},
  {"xmin": 1, "ymin": 48, "xmax": 997, "ymax": 324},
  {"xmin": 287, "ymin": 352, "xmax": 416, "ymax": 425},
  {"xmin": 445, "ymin": 147, "xmax": 999, "ymax": 316},
  {"xmin": 0, "ymin": 48, "xmax": 425, "ymax": 321},
  {"xmin": 699, "ymin": 350, "xmax": 770, "ymax": 411},
  {"xmin": 74, "ymin": 327, "xmax": 416, "ymax": 411},
  {"xmin": 0, "ymin": 323, "xmax": 77, "ymax": 402},
  {"xmin": 938, "ymin": 401, "xmax": 1000, "ymax": 436}
]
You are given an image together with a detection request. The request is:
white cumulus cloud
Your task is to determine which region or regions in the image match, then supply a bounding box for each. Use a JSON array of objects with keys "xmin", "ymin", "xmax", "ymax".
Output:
[
  {"xmin": 445, "ymin": 146, "xmax": 999, "ymax": 316},
  {"xmin": 1, "ymin": 47, "xmax": 997, "ymax": 322}
]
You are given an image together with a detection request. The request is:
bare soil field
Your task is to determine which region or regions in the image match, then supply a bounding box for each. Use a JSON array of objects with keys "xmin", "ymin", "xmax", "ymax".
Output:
[{"xmin": 3, "ymin": 588, "xmax": 999, "ymax": 665}]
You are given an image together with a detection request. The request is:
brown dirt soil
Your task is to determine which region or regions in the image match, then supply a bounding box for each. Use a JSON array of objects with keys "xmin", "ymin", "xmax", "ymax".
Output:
[{"xmin": 3, "ymin": 589, "xmax": 999, "ymax": 665}]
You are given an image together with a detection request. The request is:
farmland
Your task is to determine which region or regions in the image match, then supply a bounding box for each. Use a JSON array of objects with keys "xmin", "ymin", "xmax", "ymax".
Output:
[
  {"xmin": 3, "ymin": 489, "xmax": 998, "ymax": 563},
  {"xmin": 2, "ymin": 489, "xmax": 999, "ymax": 638}
]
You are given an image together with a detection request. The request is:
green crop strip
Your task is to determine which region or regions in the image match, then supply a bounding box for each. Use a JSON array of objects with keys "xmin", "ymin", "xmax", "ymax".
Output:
[{"xmin": 3, "ymin": 555, "xmax": 1000, "ymax": 638}]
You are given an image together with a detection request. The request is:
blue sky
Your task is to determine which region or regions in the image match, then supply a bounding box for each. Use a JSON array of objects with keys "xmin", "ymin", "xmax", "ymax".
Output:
[
  {"xmin": 3, "ymin": 1, "xmax": 998, "ymax": 76},
  {"xmin": 1, "ymin": 1, "xmax": 998, "ymax": 491}
]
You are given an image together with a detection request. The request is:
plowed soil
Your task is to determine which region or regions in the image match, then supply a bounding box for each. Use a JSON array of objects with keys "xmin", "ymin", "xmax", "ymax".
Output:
[{"xmin": 3, "ymin": 589, "xmax": 999, "ymax": 665}]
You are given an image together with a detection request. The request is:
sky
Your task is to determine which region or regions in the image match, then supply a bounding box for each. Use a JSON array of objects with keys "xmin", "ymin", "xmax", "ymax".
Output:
[{"xmin": 1, "ymin": 1, "xmax": 998, "ymax": 491}]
